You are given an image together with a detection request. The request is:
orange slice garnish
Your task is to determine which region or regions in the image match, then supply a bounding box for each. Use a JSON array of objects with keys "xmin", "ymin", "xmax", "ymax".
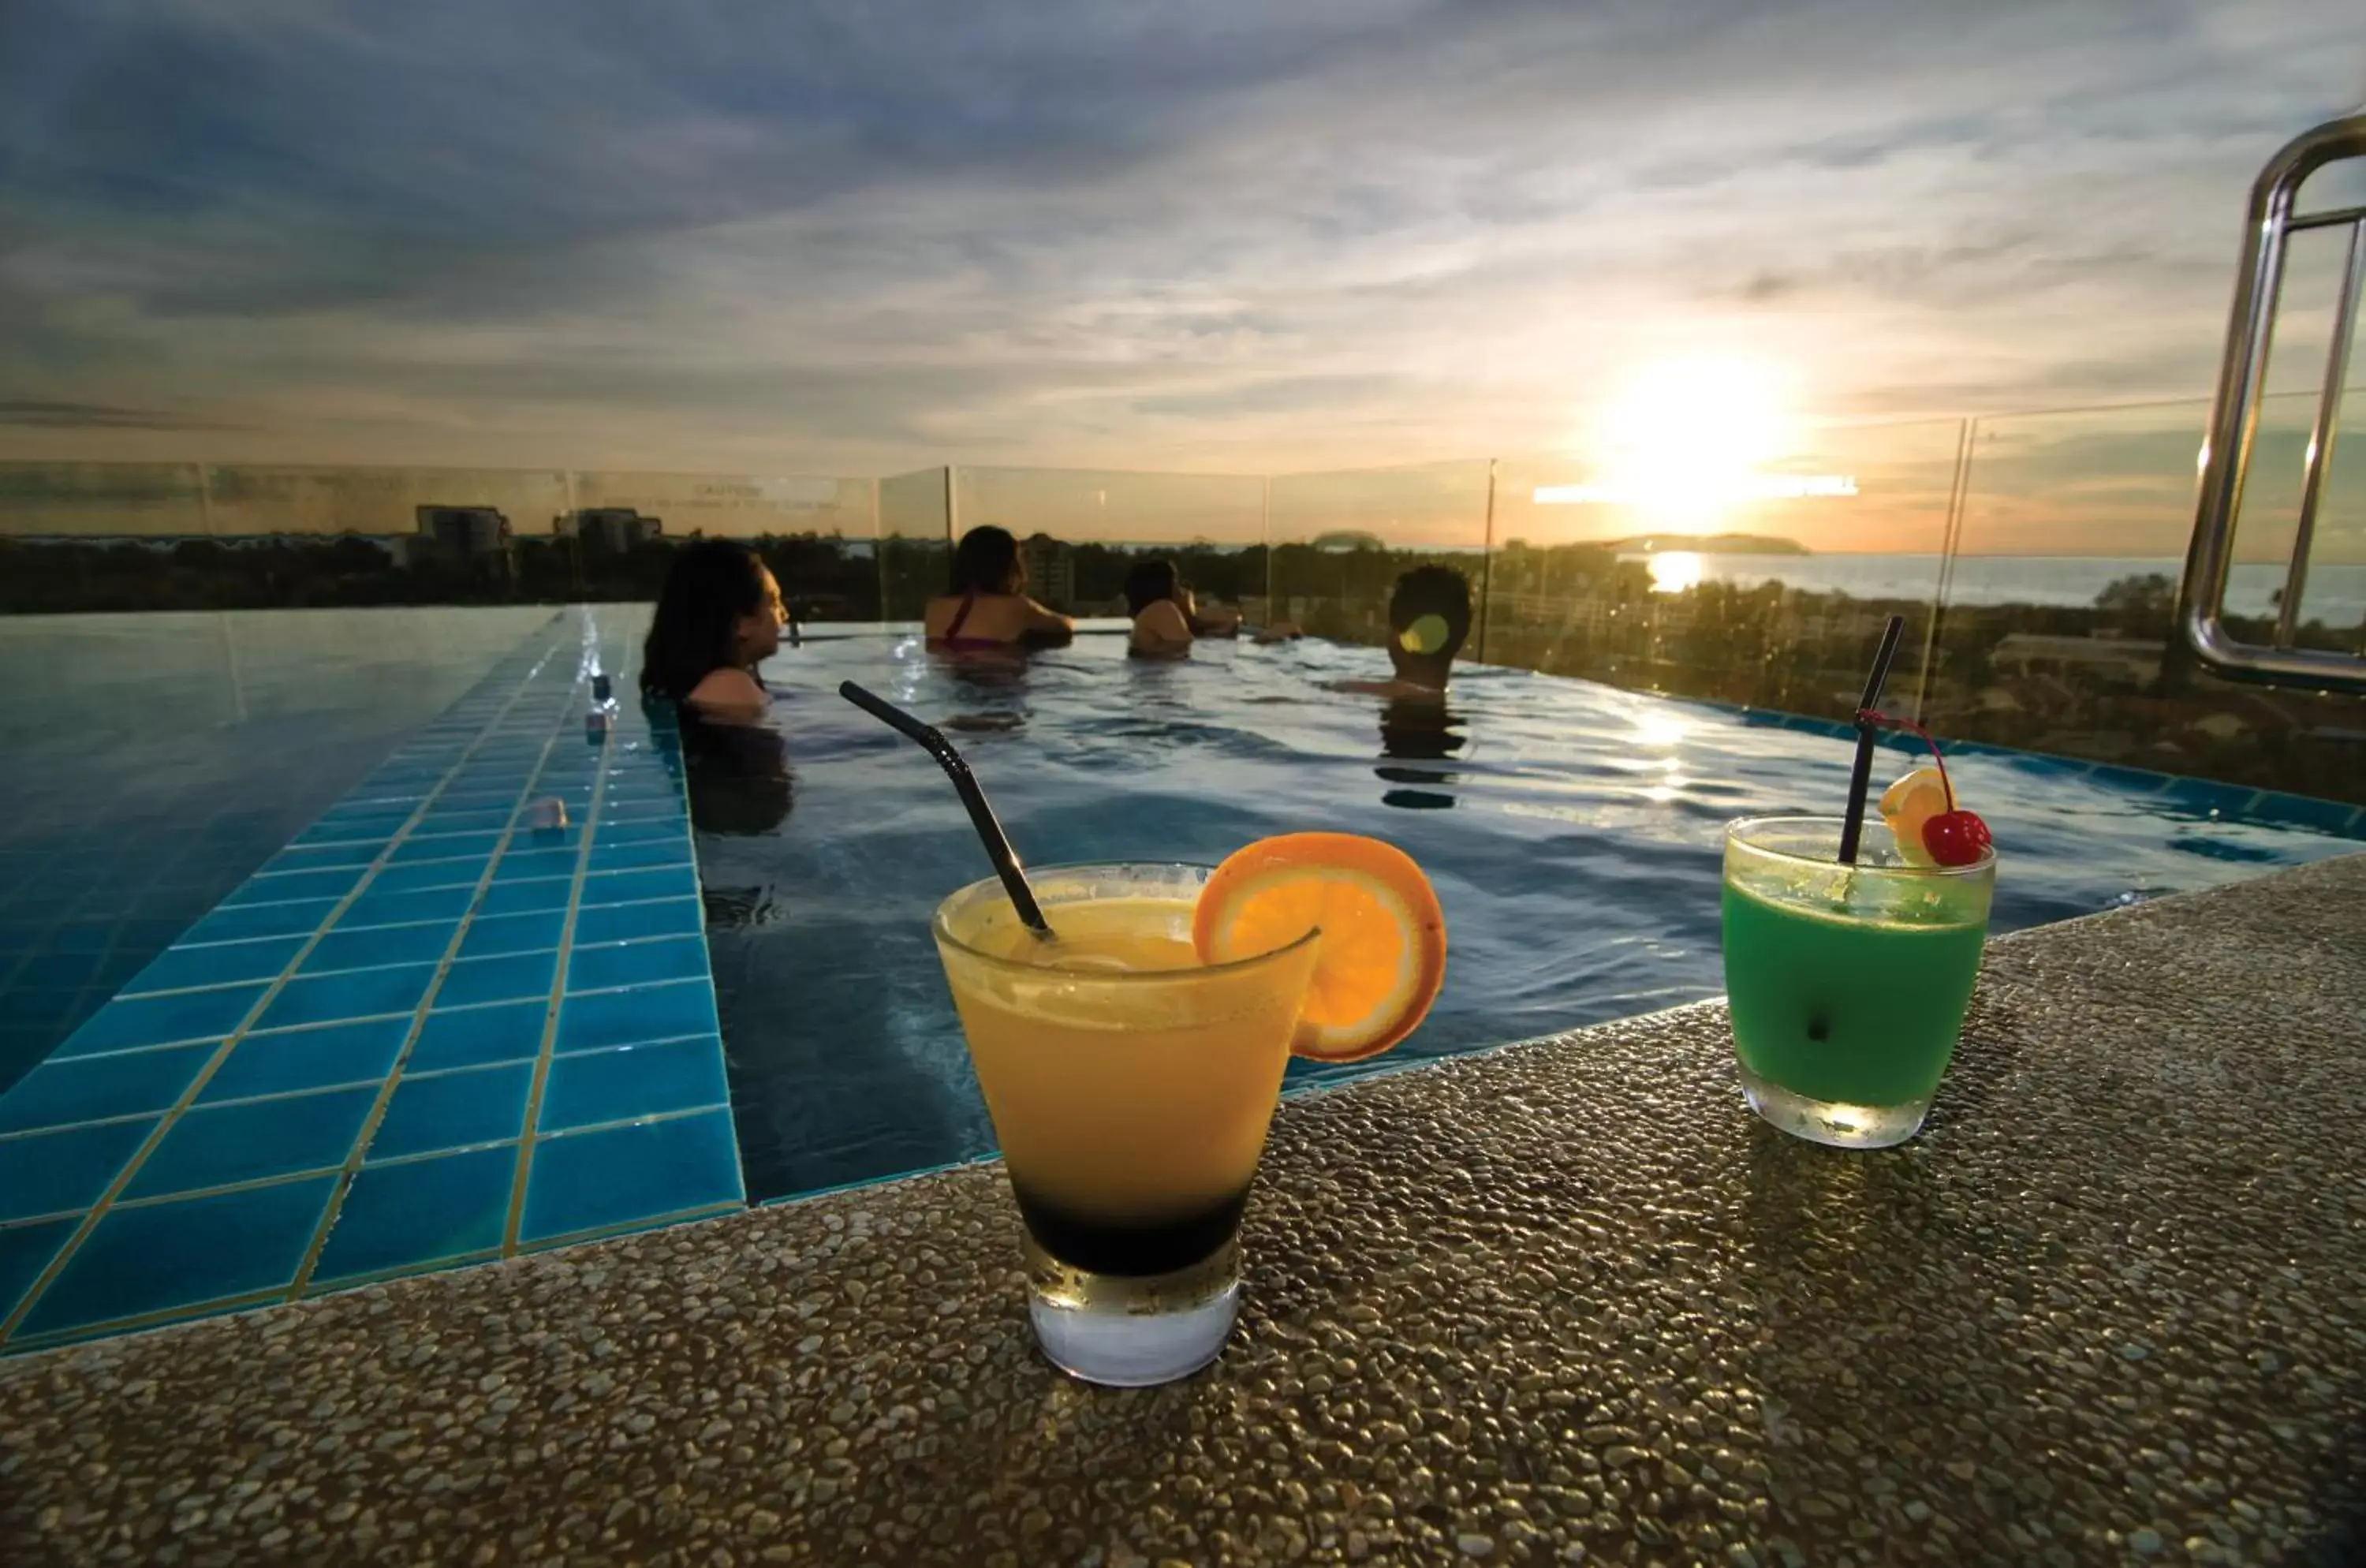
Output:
[{"xmin": 1193, "ymin": 832, "xmax": 1446, "ymax": 1062}]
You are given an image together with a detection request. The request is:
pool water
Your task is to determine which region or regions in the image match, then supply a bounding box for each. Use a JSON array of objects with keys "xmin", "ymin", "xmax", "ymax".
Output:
[
  {"xmin": 696, "ymin": 625, "xmax": 2363, "ymax": 1204},
  {"xmin": 0, "ymin": 608, "xmax": 562, "ymax": 1096}
]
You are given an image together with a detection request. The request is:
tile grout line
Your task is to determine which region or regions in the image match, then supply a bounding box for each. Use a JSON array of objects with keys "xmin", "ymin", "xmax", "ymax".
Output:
[
  {"xmin": 281, "ymin": 668, "xmax": 584, "ymax": 1301},
  {"xmin": 501, "ymin": 639, "xmax": 623, "ymax": 1255},
  {"xmin": 0, "ymin": 637, "xmax": 565, "ymax": 1348},
  {"xmin": 2, "ymin": 1285, "xmax": 297, "ymax": 1353}
]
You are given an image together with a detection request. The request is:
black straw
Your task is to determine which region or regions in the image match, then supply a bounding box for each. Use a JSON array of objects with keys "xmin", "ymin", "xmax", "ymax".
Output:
[
  {"xmin": 838, "ymin": 681, "xmax": 1054, "ymax": 936},
  {"xmin": 1836, "ymin": 614, "xmax": 1907, "ymax": 865}
]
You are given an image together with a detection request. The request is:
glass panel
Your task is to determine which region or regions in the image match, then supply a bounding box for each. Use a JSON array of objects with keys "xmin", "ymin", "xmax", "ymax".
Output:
[
  {"xmin": 0, "ymin": 462, "xmax": 211, "ymax": 612},
  {"xmin": 876, "ymin": 468, "xmax": 950, "ymax": 623},
  {"xmin": 566, "ymin": 472, "xmax": 879, "ymax": 622},
  {"xmin": 949, "ymin": 466, "xmax": 1268, "ymax": 629},
  {"xmin": 1491, "ymin": 420, "xmax": 1964, "ymax": 721},
  {"xmin": 1940, "ymin": 398, "xmax": 2362, "ymax": 803},
  {"xmin": 1264, "ymin": 461, "xmax": 1492, "ymax": 652},
  {"xmin": 203, "ymin": 464, "xmax": 571, "ymax": 603}
]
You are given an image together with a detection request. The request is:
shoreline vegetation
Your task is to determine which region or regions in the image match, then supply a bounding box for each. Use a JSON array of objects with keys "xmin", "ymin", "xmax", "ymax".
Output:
[{"xmin": 0, "ymin": 529, "xmax": 2357, "ymax": 807}]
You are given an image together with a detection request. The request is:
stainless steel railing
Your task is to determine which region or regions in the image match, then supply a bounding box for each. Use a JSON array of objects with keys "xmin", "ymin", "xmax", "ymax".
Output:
[{"xmin": 2178, "ymin": 114, "xmax": 2366, "ymax": 692}]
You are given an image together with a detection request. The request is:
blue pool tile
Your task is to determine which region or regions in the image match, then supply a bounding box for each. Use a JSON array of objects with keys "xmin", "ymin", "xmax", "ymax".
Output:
[
  {"xmin": 199, "ymin": 1016, "xmax": 412, "ymax": 1103},
  {"xmin": 446, "ymin": 785, "xmax": 548, "ymax": 811},
  {"xmin": 602, "ymin": 773, "xmax": 681, "ymax": 800},
  {"xmin": 574, "ymin": 898, "xmax": 703, "ymax": 946},
  {"xmin": 2081, "ymin": 761, "xmax": 2160, "ymax": 792},
  {"xmin": 567, "ymin": 935, "xmax": 710, "ymax": 994},
  {"xmin": 0, "ymin": 1118, "xmax": 159, "ymax": 1222},
  {"xmin": 579, "ymin": 866, "xmax": 698, "ymax": 905},
  {"xmin": 478, "ymin": 879, "xmax": 574, "ymax": 918},
  {"xmin": 409, "ymin": 1002, "xmax": 547, "ymax": 1073},
  {"xmin": 54, "ymin": 984, "xmax": 267, "ymax": 1058},
  {"xmin": 302, "ymin": 920, "xmax": 459, "ymax": 975},
  {"xmin": 2240, "ymin": 791, "xmax": 2361, "ymax": 836},
  {"xmin": 30, "ymin": 920, "xmax": 121, "ymax": 954},
  {"xmin": 367, "ymin": 1063, "xmax": 532, "ymax": 1161},
  {"xmin": 222, "ymin": 867, "xmax": 366, "ymax": 908},
  {"xmin": 491, "ymin": 847, "xmax": 580, "ymax": 885},
  {"xmin": 125, "ymin": 1084, "xmax": 379, "ymax": 1200},
  {"xmin": 368, "ymin": 858, "xmax": 491, "ymax": 897},
  {"xmin": 341, "ymin": 885, "xmax": 477, "ymax": 931},
  {"xmin": 2003, "ymin": 752, "xmax": 2091, "ymax": 782},
  {"xmin": 520, "ymin": 1107, "xmax": 740, "ymax": 1244},
  {"xmin": 587, "ymin": 840, "xmax": 690, "ymax": 875},
  {"xmin": 180, "ymin": 898, "xmax": 341, "ymax": 947},
  {"xmin": 265, "ymin": 842, "xmax": 383, "ymax": 874},
  {"xmin": 539, "ymin": 1037, "xmax": 728, "ymax": 1133},
  {"xmin": 254, "ymin": 963, "xmax": 437, "ymax": 1034},
  {"xmin": 311, "ymin": 1144, "xmax": 516, "ymax": 1286},
  {"xmin": 293, "ymin": 809, "xmax": 409, "ymax": 848},
  {"xmin": 554, "ymin": 980, "xmax": 718, "ymax": 1055},
  {"xmin": 436, "ymin": 951, "xmax": 556, "ymax": 1010},
  {"xmin": 0, "ymin": 1043, "xmax": 218, "ymax": 1133},
  {"xmin": 19, "ymin": 1175, "xmax": 336, "ymax": 1338},
  {"xmin": 119, "ymin": 935, "xmax": 305, "ymax": 997},
  {"xmin": 0, "ymin": 1217, "xmax": 80, "ymax": 1322},
  {"xmin": 587, "ymin": 817, "xmax": 684, "ymax": 848},
  {"xmin": 391, "ymin": 831, "xmax": 504, "ymax": 864},
  {"xmin": 415, "ymin": 808, "xmax": 515, "ymax": 836},
  {"xmin": 515, "ymin": 821, "xmax": 585, "ymax": 853},
  {"xmin": 458, "ymin": 910, "xmax": 565, "ymax": 960},
  {"xmin": 2158, "ymin": 775, "xmax": 2256, "ymax": 816}
]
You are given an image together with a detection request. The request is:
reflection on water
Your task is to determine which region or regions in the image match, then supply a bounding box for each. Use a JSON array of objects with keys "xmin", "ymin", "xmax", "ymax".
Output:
[
  {"xmin": 1375, "ymin": 698, "xmax": 1468, "ymax": 811},
  {"xmin": 662, "ymin": 701, "xmax": 797, "ymax": 930}
]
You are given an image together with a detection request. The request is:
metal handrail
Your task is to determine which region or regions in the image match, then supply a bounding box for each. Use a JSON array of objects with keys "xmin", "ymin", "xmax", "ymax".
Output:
[{"xmin": 2178, "ymin": 114, "xmax": 2366, "ymax": 691}]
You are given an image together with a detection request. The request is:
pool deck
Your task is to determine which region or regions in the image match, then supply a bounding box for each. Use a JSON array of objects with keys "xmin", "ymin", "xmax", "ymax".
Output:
[{"xmin": 4, "ymin": 852, "xmax": 2362, "ymax": 1566}]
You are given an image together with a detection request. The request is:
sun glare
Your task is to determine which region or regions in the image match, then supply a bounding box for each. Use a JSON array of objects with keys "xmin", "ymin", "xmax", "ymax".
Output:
[
  {"xmin": 1646, "ymin": 550, "xmax": 1704, "ymax": 594},
  {"xmin": 1589, "ymin": 355, "xmax": 1799, "ymax": 526}
]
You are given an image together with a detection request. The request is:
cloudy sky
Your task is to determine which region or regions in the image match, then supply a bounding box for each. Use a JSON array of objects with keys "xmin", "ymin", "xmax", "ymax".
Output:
[{"xmin": 1, "ymin": 0, "xmax": 2360, "ymax": 480}]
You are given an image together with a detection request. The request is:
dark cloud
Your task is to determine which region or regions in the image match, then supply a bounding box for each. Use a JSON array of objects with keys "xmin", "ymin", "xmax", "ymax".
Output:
[
  {"xmin": 0, "ymin": 399, "xmax": 238, "ymax": 431},
  {"xmin": 0, "ymin": 0, "xmax": 2359, "ymax": 471}
]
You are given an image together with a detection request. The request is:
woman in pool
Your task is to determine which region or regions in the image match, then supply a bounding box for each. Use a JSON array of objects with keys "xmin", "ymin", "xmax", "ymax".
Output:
[
  {"xmin": 1126, "ymin": 557, "xmax": 1274, "ymax": 658},
  {"xmin": 640, "ymin": 538, "xmax": 789, "ymax": 722},
  {"xmin": 925, "ymin": 526, "xmax": 1075, "ymax": 653}
]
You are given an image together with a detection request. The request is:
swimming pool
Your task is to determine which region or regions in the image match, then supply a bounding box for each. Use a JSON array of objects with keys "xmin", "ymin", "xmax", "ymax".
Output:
[
  {"xmin": 0, "ymin": 607, "xmax": 564, "ymax": 1097},
  {"xmin": 701, "ymin": 624, "xmax": 2364, "ymax": 1204}
]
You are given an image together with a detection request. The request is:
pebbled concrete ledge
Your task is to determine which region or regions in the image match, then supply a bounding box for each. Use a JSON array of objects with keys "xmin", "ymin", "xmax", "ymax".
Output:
[{"xmin": 3, "ymin": 853, "xmax": 2362, "ymax": 1567}]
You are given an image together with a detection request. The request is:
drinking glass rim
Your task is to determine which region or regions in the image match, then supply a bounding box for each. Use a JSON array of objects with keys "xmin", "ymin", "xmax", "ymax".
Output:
[
  {"xmin": 1725, "ymin": 814, "xmax": 1996, "ymax": 877},
  {"xmin": 931, "ymin": 860, "xmax": 1323, "ymax": 980}
]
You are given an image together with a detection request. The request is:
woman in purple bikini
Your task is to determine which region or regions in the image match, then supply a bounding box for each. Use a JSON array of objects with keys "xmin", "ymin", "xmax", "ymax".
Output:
[{"xmin": 924, "ymin": 526, "xmax": 1074, "ymax": 654}]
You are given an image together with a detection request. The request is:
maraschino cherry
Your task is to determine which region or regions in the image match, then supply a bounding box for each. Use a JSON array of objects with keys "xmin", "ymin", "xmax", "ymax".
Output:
[{"xmin": 1861, "ymin": 708, "xmax": 1992, "ymax": 868}]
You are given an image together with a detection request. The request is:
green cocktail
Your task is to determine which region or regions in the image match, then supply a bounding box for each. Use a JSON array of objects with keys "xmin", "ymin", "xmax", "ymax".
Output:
[{"xmin": 1721, "ymin": 816, "xmax": 1995, "ymax": 1148}]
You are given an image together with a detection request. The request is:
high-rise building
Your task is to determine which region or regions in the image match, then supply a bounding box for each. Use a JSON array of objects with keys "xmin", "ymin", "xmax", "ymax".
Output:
[
  {"xmin": 415, "ymin": 505, "xmax": 513, "ymax": 558},
  {"xmin": 559, "ymin": 507, "xmax": 663, "ymax": 553},
  {"xmin": 1019, "ymin": 532, "xmax": 1076, "ymax": 610}
]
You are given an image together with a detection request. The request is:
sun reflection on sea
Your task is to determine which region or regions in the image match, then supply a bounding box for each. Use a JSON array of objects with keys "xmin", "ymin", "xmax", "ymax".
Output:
[{"xmin": 1648, "ymin": 551, "xmax": 1704, "ymax": 595}]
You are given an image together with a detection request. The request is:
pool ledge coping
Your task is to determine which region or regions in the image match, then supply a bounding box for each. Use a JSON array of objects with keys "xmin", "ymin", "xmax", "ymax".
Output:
[{"xmin": 3, "ymin": 849, "xmax": 2362, "ymax": 1565}]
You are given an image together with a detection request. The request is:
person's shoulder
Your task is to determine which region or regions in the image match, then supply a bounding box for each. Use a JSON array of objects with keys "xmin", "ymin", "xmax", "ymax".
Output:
[
  {"xmin": 686, "ymin": 666, "xmax": 767, "ymax": 713},
  {"xmin": 1134, "ymin": 599, "xmax": 1192, "ymax": 637}
]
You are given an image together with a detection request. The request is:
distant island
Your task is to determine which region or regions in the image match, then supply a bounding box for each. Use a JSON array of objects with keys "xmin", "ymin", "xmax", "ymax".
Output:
[{"xmin": 1601, "ymin": 533, "xmax": 1811, "ymax": 556}]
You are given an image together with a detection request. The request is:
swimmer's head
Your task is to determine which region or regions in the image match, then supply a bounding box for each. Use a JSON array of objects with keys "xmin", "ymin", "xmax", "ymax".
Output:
[
  {"xmin": 1123, "ymin": 558, "xmax": 1184, "ymax": 618},
  {"xmin": 951, "ymin": 526, "xmax": 1025, "ymax": 596},
  {"xmin": 641, "ymin": 539, "xmax": 786, "ymax": 702},
  {"xmin": 1386, "ymin": 566, "xmax": 1472, "ymax": 685}
]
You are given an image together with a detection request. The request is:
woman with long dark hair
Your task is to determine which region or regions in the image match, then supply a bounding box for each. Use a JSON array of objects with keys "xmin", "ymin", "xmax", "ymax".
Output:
[
  {"xmin": 924, "ymin": 525, "xmax": 1073, "ymax": 652},
  {"xmin": 640, "ymin": 539, "xmax": 788, "ymax": 720}
]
